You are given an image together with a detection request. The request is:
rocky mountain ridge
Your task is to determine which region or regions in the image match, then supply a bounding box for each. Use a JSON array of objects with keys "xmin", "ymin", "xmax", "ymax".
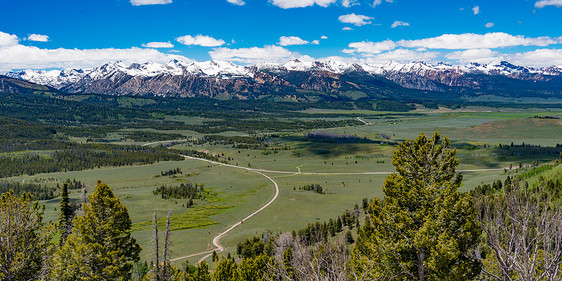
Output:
[{"xmin": 6, "ymin": 59, "xmax": 562, "ymax": 99}]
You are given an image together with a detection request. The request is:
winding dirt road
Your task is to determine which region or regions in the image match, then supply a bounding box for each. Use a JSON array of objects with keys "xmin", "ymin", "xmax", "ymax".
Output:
[
  {"xmin": 170, "ymin": 155, "xmax": 280, "ymax": 263},
  {"xmin": 168, "ymin": 154, "xmax": 509, "ymax": 263},
  {"xmin": 140, "ymin": 140, "xmax": 510, "ymax": 263}
]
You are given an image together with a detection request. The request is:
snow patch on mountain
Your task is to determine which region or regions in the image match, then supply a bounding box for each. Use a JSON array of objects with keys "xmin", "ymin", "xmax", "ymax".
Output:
[{"xmin": 6, "ymin": 59, "xmax": 562, "ymax": 90}]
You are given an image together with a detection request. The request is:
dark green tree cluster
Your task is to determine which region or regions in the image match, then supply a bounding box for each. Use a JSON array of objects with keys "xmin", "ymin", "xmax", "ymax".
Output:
[
  {"xmin": 296, "ymin": 207, "xmax": 361, "ymax": 246},
  {"xmin": 211, "ymin": 254, "xmax": 272, "ymax": 281},
  {"xmin": 470, "ymin": 179, "xmax": 504, "ymax": 197},
  {"xmin": 153, "ymin": 182, "xmax": 205, "ymax": 200},
  {"xmin": 160, "ymin": 168, "xmax": 183, "ymax": 177},
  {"xmin": 297, "ymin": 183, "xmax": 324, "ymax": 194},
  {"xmin": 236, "ymin": 236, "xmax": 274, "ymax": 259}
]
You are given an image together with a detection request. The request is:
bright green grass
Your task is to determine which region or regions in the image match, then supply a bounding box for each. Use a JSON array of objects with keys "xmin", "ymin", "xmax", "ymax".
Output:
[
  {"xmin": 325, "ymin": 112, "xmax": 562, "ymax": 146},
  {"xmin": 4, "ymin": 109, "xmax": 560, "ymax": 265}
]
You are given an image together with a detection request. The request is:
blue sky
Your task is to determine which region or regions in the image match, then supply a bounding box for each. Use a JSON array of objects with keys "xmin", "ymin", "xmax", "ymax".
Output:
[{"xmin": 1, "ymin": 0, "xmax": 562, "ymax": 71}]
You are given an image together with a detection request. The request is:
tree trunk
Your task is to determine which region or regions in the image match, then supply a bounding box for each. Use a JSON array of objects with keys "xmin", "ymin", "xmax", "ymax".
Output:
[{"xmin": 418, "ymin": 249, "xmax": 425, "ymax": 281}]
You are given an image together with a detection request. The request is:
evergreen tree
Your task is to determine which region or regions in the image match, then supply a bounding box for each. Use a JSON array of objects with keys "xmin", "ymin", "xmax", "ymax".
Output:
[
  {"xmin": 50, "ymin": 181, "xmax": 141, "ymax": 280},
  {"xmin": 352, "ymin": 132, "xmax": 481, "ymax": 280},
  {"xmin": 58, "ymin": 182, "xmax": 73, "ymax": 243},
  {"xmin": 192, "ymin": 261, "xmax": 211, "ymax": 281},
  {"xmin": 213, "ymin": 257, "xmax": 238, "ymax": 280},
  {"xmin": 282, "ymin": 247, "xmax": 294, "ymax": 279},
  {"xmin": 237, "ymin": 254, "xmax": 272, "ymax": 281},
  {"xmin": 0, "ymin": 190, "xmax": 54, "ymax": 280},
  {"xmin": 345, "ymin": 230, "xmax": 354, "ymax": 244}
]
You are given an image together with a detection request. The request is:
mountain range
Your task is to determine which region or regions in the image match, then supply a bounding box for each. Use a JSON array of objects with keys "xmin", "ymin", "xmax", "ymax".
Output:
[{"xmin": 5, "ymin": 59, "xmax": 562, "ymax": 101}]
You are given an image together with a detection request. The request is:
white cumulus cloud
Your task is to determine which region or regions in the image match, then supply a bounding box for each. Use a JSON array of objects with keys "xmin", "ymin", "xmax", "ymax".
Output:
[
  {"xmin": 485, "ymin": 22, "xmax": 494, "ymax": 28},
  {"xmin": 342, "ymin": 0, "xmax": 359, "ymax": 7},
  {"xmin": 445, "ymin": 48, "xmax": 501, "ymax": 64},
  {"xmin": 372, "ymin": 0, "xmax": 392, "ymax": 7},
  {"xmin": 130, "ymin": 0, "xmax": 172, "ymax": 6},
  {"xmin": 270, "ymin": 0, "xmax": 337, "ymax": 9},
  {"xmin": 509, "ymin": 48, "xmax": 562, "ymax": 67},
  {"xmin": 176, "ymin": 35, "xmax": 225, "ymax": 47},
  {"xmin": 0, "ymin": 44, "xmax": 187, "ymax": 72},
  {"xmin": 398, "ymin": 32, "xmax": 558, "ymax": 49},
  {"xmin": 312, "ymin": 40, "xmax": 320, "ymax": 45},
  {"xmin": 342, "ymin": 27, "xmax": 354, "ymax": 30},
  {"xmin": 27, "ymin": 34, "xmax": 49, "ymax": 42},
  {"xmin": 209, "ymin": 45, "xmax": 298, "ymax": 64},
  {"xmin": 391, "ymin": 21, "xmax": 410, "ymax": 28},
  {"xmin": 142, "ymin": 41, "xmax": 174, "ymax": 48},
  {"xmin": 321, "ymin": 35, "xmax": 328, "ymax": 39},
  {"xmin": 226, "ymin": 0, "xmax": 245, "ymax": 5},
  {"xmin": 279, "ymin": 36, "xmax": 309, "ymax": 46},
  {"xmin": 362, "ymin": 49, "xmax": 440, "ymax": 64},
  {"xmin": 0, "ymin": 31, "xmax": 19, "ymax": 46},
  {"xmin": 472, "ymin": 5, "xmax": 480, "ymax": 14},
  {"xmin": 343, "ymin": 40, "xmax": 397, "ymax": 54},
  {"xmin": 338, "ymin": 13, "xmax": 373, "ymax": 26},
  {"xmin": 535, "ymin": 0, "xmax": 562, "ymax": 8}
]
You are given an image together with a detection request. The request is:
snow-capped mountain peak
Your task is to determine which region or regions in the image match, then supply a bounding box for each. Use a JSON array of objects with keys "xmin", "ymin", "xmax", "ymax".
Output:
[{"xmin": 5, "ymin": 59, "xmax": 562, "ymax": 97}]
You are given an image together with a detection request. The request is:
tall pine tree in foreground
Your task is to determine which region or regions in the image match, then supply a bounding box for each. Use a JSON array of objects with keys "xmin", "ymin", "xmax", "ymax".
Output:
[
  {"xmin": 51, "ymin": 181, "xmax": 141, "ymax": 280},
  {"xmin": 0, "ymin": 190, "xmax": 54, "ymax": 280},
  {"xmin": 352, "ymin": 132, "xmax": 481, "ymax": 281}
]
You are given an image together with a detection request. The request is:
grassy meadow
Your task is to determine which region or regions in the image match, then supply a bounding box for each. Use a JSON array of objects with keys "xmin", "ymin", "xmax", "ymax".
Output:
[{"xmin": 4, "ymin": 108, "xmax": 561, "ymax": 265}]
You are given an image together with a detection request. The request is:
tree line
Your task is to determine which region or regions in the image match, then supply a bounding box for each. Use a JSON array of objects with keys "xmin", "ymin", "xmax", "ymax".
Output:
[{"xmin": 0, "ymin": 143, "xmax": 183, "ymax": 178}]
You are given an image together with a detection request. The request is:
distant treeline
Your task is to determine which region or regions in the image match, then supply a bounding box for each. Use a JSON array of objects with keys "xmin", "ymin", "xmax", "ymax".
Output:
[
  {"xmin": 305, "ymin": 131, "xmax": 375, "ymax": 143},
  {"xmin": 0, "ymin": 143, "xmax": 183, "ymax": 178},
  {"xmin": 181, "ymin": 150, "xmax": 225, "ymax": 163},
  {"xmin": 122, "ymin": 131, "xmax": 185, "ymax": 142}
]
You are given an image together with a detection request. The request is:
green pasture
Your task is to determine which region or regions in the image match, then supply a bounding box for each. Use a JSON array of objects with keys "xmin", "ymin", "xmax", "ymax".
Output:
[{"xmin": 2, "ymin": 109, "xmax": 561, "ymax": 266}]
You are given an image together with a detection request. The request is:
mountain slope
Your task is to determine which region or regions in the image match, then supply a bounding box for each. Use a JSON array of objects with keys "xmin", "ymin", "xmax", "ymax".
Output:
[
  {"xmin": 6, "ymin": 59, "xmax": 562, "ymax": 100},
  {"xmin": 0, "ymin": 75, "xmax": 58, "ymax": 95}
]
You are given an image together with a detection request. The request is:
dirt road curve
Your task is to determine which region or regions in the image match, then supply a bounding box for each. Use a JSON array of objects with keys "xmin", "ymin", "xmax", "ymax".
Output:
[{"xmin": 170, "ymin": 155, "xmax": 280, "ymax": 263}]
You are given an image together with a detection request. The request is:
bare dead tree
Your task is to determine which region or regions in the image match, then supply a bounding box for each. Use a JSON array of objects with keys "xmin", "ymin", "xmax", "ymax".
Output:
[
  {"xmin": 477, "ymin": 178, "xmax": 562, "ymax": 281},
  {"xmin": 153, "ymin": 211, "xmax": 160, "ymax": 281},
  {"xmin": 162, "ymin": 210, "xmax": 172, "ymax": 281},
  {"xmin": 269, "ymin": 232, "xmax": 352, "ymax": 281}
]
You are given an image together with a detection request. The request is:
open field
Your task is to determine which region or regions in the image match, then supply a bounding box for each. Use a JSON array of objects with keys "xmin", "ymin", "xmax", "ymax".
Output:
[{"xmin": 2, "ymin": 109, "xmax": 561, "ymax": 266}]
